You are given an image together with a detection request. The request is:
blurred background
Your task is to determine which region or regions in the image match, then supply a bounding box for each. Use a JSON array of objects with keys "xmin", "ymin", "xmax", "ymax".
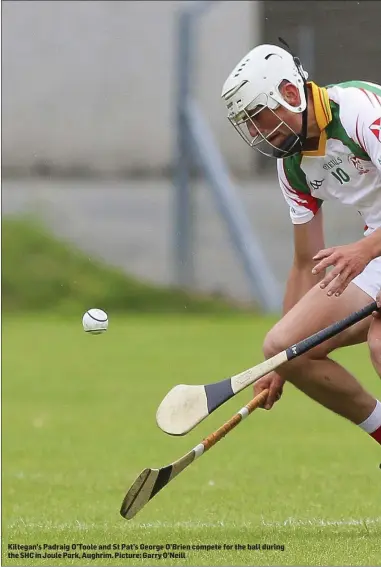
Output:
[{"xmin": 3, "ymin": 0, "xmax": 381, "ymax": 313}]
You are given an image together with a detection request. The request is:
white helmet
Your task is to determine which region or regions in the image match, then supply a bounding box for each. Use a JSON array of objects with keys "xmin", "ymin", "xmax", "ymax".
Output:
[{"xmin": 221, "ymin": 43, "xmax": 309, "ymax": 158}]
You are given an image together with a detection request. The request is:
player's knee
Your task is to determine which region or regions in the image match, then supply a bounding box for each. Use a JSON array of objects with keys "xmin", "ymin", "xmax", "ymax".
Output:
[
  {"xmin": 263, "ymin": 325, "xmax": 327, "ymax": 364},
  {"xmin": 263, "ymin": 328, "xmax": 286, "ymax": 359}
]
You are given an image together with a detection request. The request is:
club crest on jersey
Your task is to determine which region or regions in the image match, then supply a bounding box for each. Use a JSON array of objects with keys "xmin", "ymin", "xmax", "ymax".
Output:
[
  {"xmin": 348, "ymin": 154, "xmax": 369, "ymax": 175},
  {"xmin": 369, "ymin": 117, "xmax": 381, "ymax": 142}
]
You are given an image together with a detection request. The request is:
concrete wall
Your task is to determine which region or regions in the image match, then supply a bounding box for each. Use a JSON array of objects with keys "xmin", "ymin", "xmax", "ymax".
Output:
[{"xmin": 3, "ymin": 0, "xmax": 260, "ymax": 176}]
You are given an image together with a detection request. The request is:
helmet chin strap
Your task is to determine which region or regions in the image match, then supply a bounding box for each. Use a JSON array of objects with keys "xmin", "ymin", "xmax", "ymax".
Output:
[
  {"xmin": 271, "ymin": 86, "xmax": 308, "ymax": 158},
  {"xmin": 272, "ymin": 37, "xmax": 309, "ymax": 159}
]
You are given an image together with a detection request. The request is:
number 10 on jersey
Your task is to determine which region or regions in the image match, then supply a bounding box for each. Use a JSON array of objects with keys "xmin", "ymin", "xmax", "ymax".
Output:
[{"xmin": 331, "ymin": 167, "xmax": 350, "ymax": 184}]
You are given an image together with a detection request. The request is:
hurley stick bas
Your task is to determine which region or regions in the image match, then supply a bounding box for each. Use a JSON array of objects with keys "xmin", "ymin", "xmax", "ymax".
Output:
[
  {"xmin": 120, "ymin": 389, "xmax": 268, "ymax": 520},
  {"xmin": 156, "ymin": 301, "xmax": 378, "ymax": 436}
]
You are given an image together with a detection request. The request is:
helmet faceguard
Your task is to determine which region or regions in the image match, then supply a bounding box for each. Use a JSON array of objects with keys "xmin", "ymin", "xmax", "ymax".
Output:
[
  {"xmin": 227, "ymin": 97, "xmax": 305, "ymax": 158},
  {"xmin": 221, "ymin": 41, "xmax": 309, "ymax": 159}
]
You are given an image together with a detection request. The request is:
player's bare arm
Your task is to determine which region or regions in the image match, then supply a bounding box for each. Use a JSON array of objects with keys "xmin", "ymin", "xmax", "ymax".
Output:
[
  {"xmin": 283, "ymin": 208, "xmax": 325, "ymax": 311},
  {"xmin": 312, "ymin": 228, "xmax": 381, "ymax": 297}
]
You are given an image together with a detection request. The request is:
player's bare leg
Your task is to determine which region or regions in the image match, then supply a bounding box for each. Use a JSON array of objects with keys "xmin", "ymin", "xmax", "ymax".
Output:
[
  {"xmin": 369, "ymin": 306, "xmax": 381, "ymax": 377},
  {"xmin": 262, "ymin": 281, "xmax": 381, "ymax": 445},
  {"xmin": 364, "ymin": 307, "xmax": 381, "ymax": 444}
]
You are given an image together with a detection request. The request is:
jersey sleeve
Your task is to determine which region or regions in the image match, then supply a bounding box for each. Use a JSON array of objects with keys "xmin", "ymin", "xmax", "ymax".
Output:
[
  {"xmin": 277, "ymin": 159, "xmax": 323, "ymax": 225},
  {"xmin": 339, "ymin": 85, "xmax": 381, "ymax": 174}
]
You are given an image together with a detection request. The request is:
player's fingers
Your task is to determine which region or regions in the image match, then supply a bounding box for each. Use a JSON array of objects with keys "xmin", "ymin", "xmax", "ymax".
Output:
[
  {"xmin": 253, "ymin": 380, "xmax": 266, "ymax": 394},
  {"xmin": 325, "ymin": 266, "xmax": 355, "ymax": 297},
  {"xmin": 264, "ymin": 382, "xmax": 283, "ymax": 410},
  {"xmin": 372, "ymin": 300, "xmax": 381, "ymax": 318},
  {"xmin": 264, "ymin": 392, "xmax": 281, "ymax": 410},
  {"xmin": 312, "ymin": 247, "xmax": 334, "ymax": 262},
  {"xmin": 253, "ymin": 381, "xmax": 269, "ymax": 406},
  {"xmin": 312, "ymin": 254, "xmax": 339, "ymax": 276},
  {"xmin": 318, "ymin": 265, "xmax": 343, "ymax": 289}
]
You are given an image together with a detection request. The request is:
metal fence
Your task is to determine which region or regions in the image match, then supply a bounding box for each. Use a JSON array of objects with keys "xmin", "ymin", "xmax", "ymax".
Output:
[{"xmin": 174, "ymin": 1, "xmax": 280, "ymax": 312}]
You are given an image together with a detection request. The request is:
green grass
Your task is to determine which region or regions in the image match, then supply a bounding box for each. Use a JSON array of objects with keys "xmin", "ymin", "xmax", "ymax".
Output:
[
  {"xmin": 2, "ymin": 314, "xmax": 381, "ymax": 566},
  {"xmin": 2, "ymin": 217, "xmax": 244, "ymax": 314}
]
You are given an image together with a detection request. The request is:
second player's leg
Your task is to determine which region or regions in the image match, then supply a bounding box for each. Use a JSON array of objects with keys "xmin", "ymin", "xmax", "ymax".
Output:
[
  {"xmin": 368, "ymin": 311, "xmax": 381, "ymax": 377},
  {"xmin": 262, "ymin": 281, "xmax": 376, "ymax": 424}
]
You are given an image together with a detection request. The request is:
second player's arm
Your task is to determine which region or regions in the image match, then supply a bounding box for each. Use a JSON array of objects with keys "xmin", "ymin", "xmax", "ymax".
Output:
[{"xmin": 283, "ymin": 208, "xmax": 325, "ymax": 314}]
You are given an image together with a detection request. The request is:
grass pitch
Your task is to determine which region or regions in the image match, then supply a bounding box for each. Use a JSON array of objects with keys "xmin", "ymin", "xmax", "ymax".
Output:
[{"xmin": 3, "ymin": 314, "xmax": 381, "ymax": 566}]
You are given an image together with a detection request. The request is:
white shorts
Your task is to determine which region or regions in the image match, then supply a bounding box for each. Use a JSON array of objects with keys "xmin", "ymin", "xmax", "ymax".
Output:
[{"xmin": 352, "ymin": 256, "xmax": 381, "ymax": 300}]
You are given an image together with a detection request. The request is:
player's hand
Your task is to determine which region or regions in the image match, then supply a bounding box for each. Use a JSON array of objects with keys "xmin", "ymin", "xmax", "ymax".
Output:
[
  {"xmin": 372, "ymin": 289, "xmax": 381, "ymax": 319},
  {"xmin": 311, "ymin": 241, "xmax": 373, "ymax": 297},
  {"xmin": 254, "ymin": 372, "xmax": 285, "ymax": 410}
]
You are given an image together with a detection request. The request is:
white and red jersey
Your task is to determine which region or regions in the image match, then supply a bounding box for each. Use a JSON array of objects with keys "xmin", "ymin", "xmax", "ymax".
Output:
[{"xmin": 278, "ymin": 81, "xmax": 381, "ymax": 236}]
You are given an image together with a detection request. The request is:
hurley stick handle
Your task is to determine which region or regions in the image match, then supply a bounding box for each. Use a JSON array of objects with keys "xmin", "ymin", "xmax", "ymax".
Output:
[{"xmin": 201, "ymin": 389, "xmax": 269, "ymax": 451}]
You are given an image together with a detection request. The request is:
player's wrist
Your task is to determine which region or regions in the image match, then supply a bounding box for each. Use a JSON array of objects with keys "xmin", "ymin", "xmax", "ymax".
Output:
[{"xmin": 363, "ymin": 229, "xmax": 381, "ymax": 261}]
